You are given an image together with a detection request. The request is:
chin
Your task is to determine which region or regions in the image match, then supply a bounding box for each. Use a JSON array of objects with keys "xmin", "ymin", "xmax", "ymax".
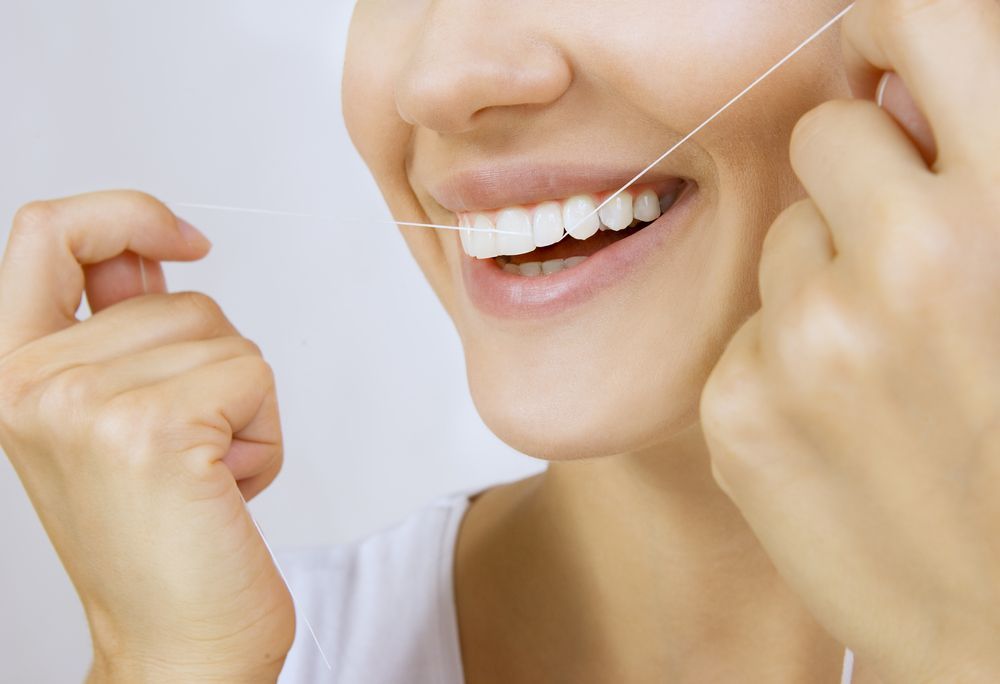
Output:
[{"xmin": 464, "ymin": 345, "xmax": 706, "ymax": 461}]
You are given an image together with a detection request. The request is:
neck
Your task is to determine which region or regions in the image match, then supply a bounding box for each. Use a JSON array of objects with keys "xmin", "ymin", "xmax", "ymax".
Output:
[{"xmin": 455, "ymin": 422, "xmax": 848, "ymax": 683}]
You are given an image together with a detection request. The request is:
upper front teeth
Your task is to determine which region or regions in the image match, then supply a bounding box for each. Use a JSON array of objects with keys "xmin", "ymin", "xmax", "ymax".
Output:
[
  {"xmin": 563, "ymin": 195, "xmax": 601, "ymax": 240},
  {"xmin": 495, "ymin": 208, "xmax": 535, "ymax": 256},
  {"xmin": 458, "ymin": 186, "xmax": 675, "ymax": 259},
  {"xmin": 634, "ymin": 189, "xmax": 661, "ymax": 222}
]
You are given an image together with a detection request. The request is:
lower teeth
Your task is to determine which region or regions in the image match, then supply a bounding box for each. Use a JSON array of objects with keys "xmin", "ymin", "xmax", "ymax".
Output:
[{"xmin": 498, "ymin": 255, "xmax": 588, "ymax": 277}]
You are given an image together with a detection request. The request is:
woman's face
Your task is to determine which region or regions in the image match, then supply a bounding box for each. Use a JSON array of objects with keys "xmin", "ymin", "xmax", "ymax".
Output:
[{"xmin": 342, "ymin": 1, "xmax": 849, "ymax": 460}]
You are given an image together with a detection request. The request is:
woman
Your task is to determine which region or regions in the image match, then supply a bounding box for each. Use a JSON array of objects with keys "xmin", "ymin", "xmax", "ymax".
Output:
[{"xmin": 1, "ymin": 0, "xmax": 997, "ymax": 681}]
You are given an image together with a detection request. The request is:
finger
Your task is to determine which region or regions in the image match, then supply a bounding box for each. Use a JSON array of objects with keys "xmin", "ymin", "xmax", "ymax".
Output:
[
  {"xmin": 758, "ymin": 200, "xmax": 835, "ymax": 314},
  {"xmin": 130, "ymin": 354, "xmax": 281, "ymax": 473},
  {"xmin": 18, "ymin": 292, "xmax": 241, "ymax": 373},
  {"xmin": 701, "ymin": 314, "xmax": 834, "ymax": 543},
  {"xmin": 225, "ymin": 437, "xmax": 282, "ymax": 489},
  {"xmin": 230, "ymin": 379, "xmax": 283, "ymax": 500},
  {"xmin": 842, "ymin": 0, "xmax": 1000, "ymax": 169},
  {"xmin": 0, "ymin": 191, "xmax": 211, "ymax": 356},
  {"xmin": 878, "ymin": 72, "xmax": 937, "ymax": 165},
  {"xmin": 92, "ymin": 336, "xmax": 263, "ymax": 399},
  {"xmin": 236, "ymin": 457, "xmax": 282, "ymax": 501},
  {"xmin": 790, "ymin": 98, "xmax": 931, "ymax": 256},
  {"xmin": 83, "ymin": 252, "xmax": 168, "ymax": 313}
]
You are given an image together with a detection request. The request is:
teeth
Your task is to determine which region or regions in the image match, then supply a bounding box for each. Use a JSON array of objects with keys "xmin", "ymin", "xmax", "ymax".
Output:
[
  {"xmin": 598, "ymin": 192, "xmax": 633, "ymax": 232},
  {"xmin": 495, "ymin": 208, "xmax": 535, "ymax": 256},
  {"xmin": 634, "ymin": 189, "xmax": 662, "ymax": 222},
  {"xmin": 459, "ymin": 215, "xmax": 473, "ymax": 254},
  {"xmin": 457, "ymin": 183, "xmax": 683, "ymax": 258},
  {"xmin": 496, "ymin": 255, "xmax": 589, "ymax": 277},
  {"xmin": 541, "ymin": 259, "xmax": 565, "ymax": 275},
  {"xmin": 470, "ymin": 215, "xmax": 498, "ymax": 259},
  {"xmin": 519, "ymin": 261, "xmax": 543, "ymax": 276},
  {"xmin": 532, "ymin": 201, "xmax": 564, "ymax": 247},
  {"xmin": 660, "ymin": 191, "xmax": 679, "ymax": 214},
  {"xmin": 563, "ymin": 195, "xmax": 601, "ymax": 240}
]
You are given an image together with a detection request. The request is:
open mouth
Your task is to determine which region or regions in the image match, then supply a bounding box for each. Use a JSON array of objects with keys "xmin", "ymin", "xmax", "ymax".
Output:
[{"xmin": 457, "ymin": 180, "xmax": 687, "ymax": 277}]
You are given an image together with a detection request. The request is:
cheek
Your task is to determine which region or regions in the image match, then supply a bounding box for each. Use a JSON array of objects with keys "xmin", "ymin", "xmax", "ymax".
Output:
[
  {"xmin": 344, "ymin": 0, "xmax": 850, "ymax": 461},
  {"xmin": 343, "ymin": 2, "xmax": 456, "ymax": 308}
]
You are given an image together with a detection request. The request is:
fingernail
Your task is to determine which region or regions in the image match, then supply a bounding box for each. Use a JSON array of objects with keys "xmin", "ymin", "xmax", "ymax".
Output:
[{"xmin": 176, "ymin": 217, "xmax": 212, "ymax": 248}]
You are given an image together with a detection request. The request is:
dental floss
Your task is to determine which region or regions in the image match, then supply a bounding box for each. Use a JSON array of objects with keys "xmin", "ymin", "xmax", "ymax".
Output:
[
  {"xmin": 166, "ymin": 8, "xmax": 866, "ymax": 679},
  {"xmin": 246, "ymin": 498, "xmax": 334, "ymax": 671},
  {"xmin": 876, "ymin": 71, "xmax": 891, "ymax": 108},
  {"xmin": 133, "ymin": 261, "xmax": 334, "ymax": 671},
  {"xmin": 841, "ymin": 645, "xmax": 855, "ymax": 684},
  {"xmin": 171, "ymin": 3, "xmax": 856, "ymax": 246},
  {"xmin": 167, "ymin": 202, "xmax": 523, "ymax": 236},
  {"xmin": 564, "ymin": 2, "xmax": 857, "ymax": 237}
]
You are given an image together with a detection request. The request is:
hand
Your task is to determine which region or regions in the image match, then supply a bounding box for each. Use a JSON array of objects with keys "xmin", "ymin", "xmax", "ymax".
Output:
[
  {"xmin": 0, "ymin": 191, "xmax": 295, "ymax": 682},
  {"xmin": 699, "ymin": 1, "xmax": 1000, "ymax": 682}
]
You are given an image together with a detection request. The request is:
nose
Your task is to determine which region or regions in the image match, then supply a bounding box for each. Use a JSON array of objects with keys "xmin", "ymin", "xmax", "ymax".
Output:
[{"xmin": 394, "ymin": 5, "xmax": 572, "ymax": 134}]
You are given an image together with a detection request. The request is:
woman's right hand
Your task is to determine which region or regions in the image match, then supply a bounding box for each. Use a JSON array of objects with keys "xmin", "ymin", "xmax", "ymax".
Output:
[{"xmin": 0, "ymin": 191, "xmax": 296, "ymax": 683}]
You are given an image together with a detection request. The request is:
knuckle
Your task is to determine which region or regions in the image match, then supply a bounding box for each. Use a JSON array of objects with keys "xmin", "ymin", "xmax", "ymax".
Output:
[
  {"xmin": 11, "ymin": 200, "xmax": 56, "ymax": 234},
  {"xmin": 878, "ymin": 0, "xmax": 941, "ymax": 26},
  {"xmin": 790, "ymin": 100, "xmax": 850, "ymax": 164},
  {"xmin": 701, "ymin": 377, "xmax": 782, "ymax": 491},
  {"xmin": 700, "ymin": 354, "xmax": 762, "ymax": 443},
  {"xmin": 0, "ymin": 356, "xmax": 32, "ymax": 407},
  {"xmin": 768, "ymin": 282, "xmax": 873, "ymax": 384},
  {"xmin": 169, "ymin": 291, "xmax": 229, "ymax": 331},
  {"xmin": 865, "ymin": 214, "xmax": 957, "ymax": 312},
  {"xmin": 0, "ymin": 356, "xmax": 37, "ymax": 436},
  {"xmin": 116, "ymin": 189, "xmax": 174, "ymax": 223},
  {"xmin": 760, "ymin": 200, "xmax": 813, "ymax": 262},
  {"xmin": 36, "ymin": 365, "xmax": 101, "ymax": 425},
  {"xmin": 865, "ymin": 185, "xmax": 923, "ymax": 233},
  {"xmin": 89, "ymin": 401, "xmax": 134, "ymax": 454},
  {"xmin": 243, "ymin": 355, "xmax": 276, "ymax": 387},
  {"xmin": 231, "ymin": 336, "xmax": 263, "ymax": 358},
  {"xmin": 90, "ymin": 396, "xmax": 161, "ymax": 467},
  {"xmin": 760, "ymin": 203, "xmax": 797, "ymax": 256}
]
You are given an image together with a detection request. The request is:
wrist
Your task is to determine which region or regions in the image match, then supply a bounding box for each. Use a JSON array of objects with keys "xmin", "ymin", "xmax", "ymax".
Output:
[
  {"xmin": 87, "ymin": 645, "xmax": 284, "ymax": 684},
  {"xmin": 85, "ymin": 606, "xmax": 288, "ymax": 684}
]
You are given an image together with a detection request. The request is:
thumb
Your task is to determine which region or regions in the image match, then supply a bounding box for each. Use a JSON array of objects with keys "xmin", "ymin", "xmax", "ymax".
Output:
[
  {"xmin": 877, "ymin": 72, "xmax": 938, "ymax": 166},
  {"xmin": 83, "ymin": 251, "xmax": 168, "ymax": 314}
]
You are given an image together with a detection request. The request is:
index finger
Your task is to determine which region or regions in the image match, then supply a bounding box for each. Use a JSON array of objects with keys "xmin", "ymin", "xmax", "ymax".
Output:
[
  {"xmin": 0, "ymin": 190, "xmax": 211, "ymax": 356},
  {"xmin": 841, "ymin": 0, "xmax": 1000, "ymax": 169}
]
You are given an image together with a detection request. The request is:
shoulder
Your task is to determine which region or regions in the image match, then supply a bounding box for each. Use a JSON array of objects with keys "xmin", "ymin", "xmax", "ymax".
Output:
[{"xmin": 275, "ymin": 491, "xmax": 472, "ymax": 684}]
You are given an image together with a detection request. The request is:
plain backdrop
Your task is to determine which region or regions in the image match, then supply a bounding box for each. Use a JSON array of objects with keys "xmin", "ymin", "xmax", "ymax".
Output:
[{"xmin": 0, "ymin": 2, "xmax": 544, "ymax": 680}]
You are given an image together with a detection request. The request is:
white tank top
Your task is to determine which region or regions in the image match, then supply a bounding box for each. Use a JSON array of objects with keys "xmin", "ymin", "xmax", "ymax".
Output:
[{"xmin": 276, "ymin": 488, "xmax": 854, "ymax": 683}]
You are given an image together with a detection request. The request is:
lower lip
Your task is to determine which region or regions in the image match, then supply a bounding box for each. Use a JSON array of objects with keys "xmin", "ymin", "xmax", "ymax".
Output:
[{"xmin": 460, "ymin": 185, "xmax": 699, "ymax": 320}]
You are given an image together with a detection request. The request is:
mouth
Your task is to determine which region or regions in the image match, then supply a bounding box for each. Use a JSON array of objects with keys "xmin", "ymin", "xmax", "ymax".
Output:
[
  {"xmin": 426, "ymin": 163, "xmax": 698, "ymax": 319},
  {"xmin": 457, "ymin": 180, "xmax": 687, "ymax": 276},
  {"xmin": 454, "ymin": 179, "xmax": 697, "ymax": 319}
]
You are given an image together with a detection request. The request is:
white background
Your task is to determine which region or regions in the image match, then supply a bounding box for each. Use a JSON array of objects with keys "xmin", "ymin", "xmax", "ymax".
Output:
[{"xmin": 0, "ymin": 2, "xmax": 543, "ymax": 680}]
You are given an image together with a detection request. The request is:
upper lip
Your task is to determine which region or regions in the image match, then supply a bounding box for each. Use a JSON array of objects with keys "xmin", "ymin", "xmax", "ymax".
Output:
[{"xmin": 427, "ymin": 162, "xmax": 686, "ymax": 214}]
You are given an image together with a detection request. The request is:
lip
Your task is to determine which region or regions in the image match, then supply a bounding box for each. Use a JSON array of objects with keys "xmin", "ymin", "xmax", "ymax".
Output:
[
  {"xmin": 429, "ymin": 163, "xmax": 686, "ymax": 213},
  {"xmin": 460, "ymin": 182, "xmax": 699, "ymax": 320}
]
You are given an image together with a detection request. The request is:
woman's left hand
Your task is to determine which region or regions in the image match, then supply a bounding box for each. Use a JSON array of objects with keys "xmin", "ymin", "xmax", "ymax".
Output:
[{"xmin": 699, "ymin": 1, "xmax": 1000, "ymax": 681}]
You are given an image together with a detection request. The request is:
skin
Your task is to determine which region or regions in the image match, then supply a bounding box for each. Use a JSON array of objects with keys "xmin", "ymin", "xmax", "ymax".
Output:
[
  {"xmin": 0, "ymin": 0, "xmax": 995, "ymax": 682},
  {"xmin": 341, "ymin": 1, "xmax": 861, "ymax": 679},
  {"xmin": 342, "ymin": 0, "xmax": 1000, "ymax": 682}
]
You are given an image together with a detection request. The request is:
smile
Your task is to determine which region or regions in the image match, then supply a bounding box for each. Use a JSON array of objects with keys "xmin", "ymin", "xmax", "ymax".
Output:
[
  {"xmin": 457, "ymin": 181, "xmax": 686, "ymax": 276},
  {"xmin": 453, "ymin": 178, "xmax": 697, "ymax": 320}
]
